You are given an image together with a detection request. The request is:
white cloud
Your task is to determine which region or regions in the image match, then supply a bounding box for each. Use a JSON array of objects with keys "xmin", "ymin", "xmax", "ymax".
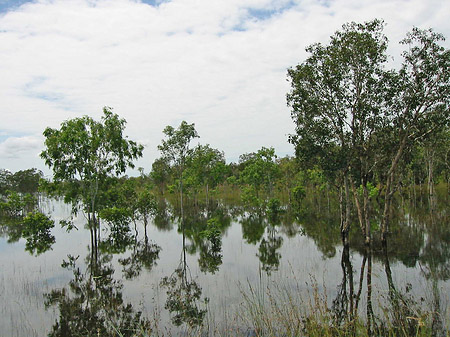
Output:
[
  {"xmin": 0, "ymin": 0, "xmax": 449, "ymax": 173},
  {"xmin": 0, "ymin": 135, "xmax": 42, "ymax": 159}
]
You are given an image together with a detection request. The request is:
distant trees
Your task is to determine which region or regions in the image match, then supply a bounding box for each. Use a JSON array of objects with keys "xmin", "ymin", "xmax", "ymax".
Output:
[
  {"xmin": 238, "ymin": 146, "xmax": 280, "ymax": 209},
  {"xmin": 0, "ymin": 168, "xmax": 42, "ymax": 195},
  {"xmin": 0, "ymin": 169, "xmax": 42, "ymax": 218},
  {"xmin": 287, "ymin": 20, "xmax": 450, "ymax": 244},
  {"xmin": 185, "ymin": 144, "xmax": 228, "ymax": 205}
]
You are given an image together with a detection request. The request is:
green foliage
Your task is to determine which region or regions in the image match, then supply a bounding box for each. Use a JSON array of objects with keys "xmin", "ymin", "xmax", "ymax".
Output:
[
  {"xmin": 150, "ymin": 157, "xmax": 172, "ymax": 194},
  {"xmin": 22, "ymin": 212, "xmax": 55, "ymax": 255},
  {"xmin": 135, "ymin": 189, "xmax": 158, "ymax": 225},
  {"xmin": 99, "ymin": 207, "xmax": 134, "ymax": 254},
  {"xmin": 226, "ymin": 175, "xmax": 238, "ymax": 186},
  {"xmin": 287, "ymin": 19, "xmax": 389, "ymax": 183},
  {"xmin": 40, "ymin": 107, "xmax": 143, "ymax": 221},
  {"xmin": 357, "ymin": 182, "xmax": 379, "ymax": 199},
  {"xmin": 184, "ymin": 144, "xmax": 228, "ymax": 199},
  {"xmin": 0, "ymin": 168, "xmax": 42, "ymax": 195},
  {"xmin": 0, "ymin": 191, "xmax": 37, "ymax": 217},
  {"xmin": 240, "ymin": 186, "xmax": 262, "ymax": 209},
  {"xmin": 292, "ymin": 184, "xmax": 306, "ymax": 203},
  {"xmin": 157, "ymin": 121, "xmax": 199, "ymax": 175},
  {"xmin": 266, "ymin": 198, "xmax": 283, "ymax": 219},
  {"xmin": 287, "ymin": 19, "xmax": 450, "ymax": 242},
  {"xmin": 0, "ymin": 169, "xmax": 11, "ymax": 196},
  {"xmin": 239, "ymin": 147, "xmax": 279, "ymax": 198}
]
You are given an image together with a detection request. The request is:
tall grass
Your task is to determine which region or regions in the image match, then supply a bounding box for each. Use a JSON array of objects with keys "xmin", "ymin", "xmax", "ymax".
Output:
[{"xmin": 234, "ymin": 276, "xmax": 447, "ymax": 337}]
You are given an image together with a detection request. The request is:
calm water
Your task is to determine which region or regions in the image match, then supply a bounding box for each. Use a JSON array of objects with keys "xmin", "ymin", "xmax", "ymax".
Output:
[{"xmin": 0, "ymin": 193, "xmax": 449, "ymax": 336}]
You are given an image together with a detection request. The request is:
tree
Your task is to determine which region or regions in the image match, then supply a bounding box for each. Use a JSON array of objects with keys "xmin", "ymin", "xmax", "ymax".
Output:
[
  {"xmin": 288, "ymin": 20, "xmax": 390, "ymax": 245},
  {"xmin": 150, "ymin": 157, "xmax": 172, "ymax": 195},
  {"xmin": 40, "ymin": 107, "xmax": 143, "ymax": 236},
  {"xmin": 157, "ymin": 121, "xmax": 199, "ymax": 217},
  {"xmin": 287, "ymin": 20, "xmax": 450, "ymax": 244},
  {"xmin": 379, "ymin": 28, "xmax": 450, "ymax": 240},
  {"xmin": 11, "ymin": 168, "xmax": 43, "ymax": 194},
  {"xmin": 239, "ymin": 146, "xmax": 279, "ymax": 201},
  {"xmin": 185, "ymin": 144, "xmax": 227, "ymax": 206}
]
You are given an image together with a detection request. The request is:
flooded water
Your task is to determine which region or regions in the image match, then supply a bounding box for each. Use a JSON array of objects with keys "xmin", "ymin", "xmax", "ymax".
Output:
[{"xmin": 0, "ymin": 192, "xmax": 449, "ymax": 336}]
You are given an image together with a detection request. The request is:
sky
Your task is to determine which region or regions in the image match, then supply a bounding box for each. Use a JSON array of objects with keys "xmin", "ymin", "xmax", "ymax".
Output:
[{"xmin": 0, "ymin": 0, "xmax": 449, "ymax": 177}]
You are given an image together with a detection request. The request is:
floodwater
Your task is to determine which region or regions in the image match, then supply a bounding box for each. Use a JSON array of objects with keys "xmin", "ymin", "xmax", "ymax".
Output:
[{"xmin": 0, "ymin": 191, "xmax": 449, "ymax": 336}]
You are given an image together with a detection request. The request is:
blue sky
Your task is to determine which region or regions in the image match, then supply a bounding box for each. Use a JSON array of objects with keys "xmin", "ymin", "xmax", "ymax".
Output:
[
  {"xmin": 0, "ymin": 0, "xmax": 449, "ymax": 175},
  {"xmin": 0, "ymin": 0, "xmax": 30, "ymax": 12}
]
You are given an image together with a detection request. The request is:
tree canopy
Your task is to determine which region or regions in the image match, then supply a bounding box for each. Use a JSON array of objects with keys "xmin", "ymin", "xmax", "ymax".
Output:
[
  {"xmin": 40, "ymin": 107, "xmax": 144, "ymax": 221},
  {"xmin": 287, "ymin": 20, "xmax": 450, "ymax": 243}
]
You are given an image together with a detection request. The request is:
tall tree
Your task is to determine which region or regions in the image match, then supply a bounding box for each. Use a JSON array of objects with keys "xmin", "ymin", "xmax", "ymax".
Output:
[
  {"xmin": 185, "ymin": 144, "xmax": 227, "ymax": 206},
  {"xmin": 287, "ymin": 20, "xmax": 389, "ymax": 245},
  {"xmin": 288, "ymin": 20, "xmax": 450, "ymax": 245},
  {"xmin": 379, "ymin": 28, "xmax": 450, "ymax": 240},
  {"xmin": 157, "ymin": 121, "xmax": 199, "ymax": 218},
  {"xmin": 40, "ymin": 107, "xmax": 143, "ymax": 237}
]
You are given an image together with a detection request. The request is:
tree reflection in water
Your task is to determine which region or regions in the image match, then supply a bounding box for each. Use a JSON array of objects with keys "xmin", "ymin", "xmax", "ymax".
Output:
[
  {"xmin": 418, "ymin": 199, "xmax": 449, "ymax": 337},
  {"xmin": 240, "ymin": 202, "xmax": 286, "ymax": 275},
  {"xmin": 1, "ymin": 187, "xmax": 448, "ymax": 334},
  {"xmin": 45, "ymin": 253, "xmax": 152, "ymax": 337},
  {"xmin": 160, "ymin": 218, "xmax": 208, "ymax": 328},
  {"xmin": 198, "ymin": 217, "xmax": 223, "ymax": 274},
  {"xmin": 119, "ymin": 233, "xmax": 161, "ymax": 280},
  {"xmin": 44, "ymin": 215, "xmax": 161, "ymax": 337},
  {"xmin": 330, "ymin": 235, "xmax": 447, "ymax": 336}
]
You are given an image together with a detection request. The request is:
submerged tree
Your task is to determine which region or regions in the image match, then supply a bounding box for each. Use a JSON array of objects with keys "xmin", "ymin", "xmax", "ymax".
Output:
[
  {"xmin": 239, "ymin": 146, "xmax": 279, "ymax": 210},
  {"xmin": 185, "ymin": 144, "xmax": 228, "ymax": 206},
  {"xmin": 287, "ymin": 20, "xmax": 450, "ymax": 245},
  {"xmin": 287, "ymin": 19, "xmax": 389, "ymax": 245},
  {"xmin": 379, "ymin": 28, "xmax": 450, "ymax": 241},
  {"xmin": 157, "ymin": 121, "xmax": 199, "ymax": 217},
  {"xmin": 40, "ymin": 107, "xmax": 144, "ymax": 237}
]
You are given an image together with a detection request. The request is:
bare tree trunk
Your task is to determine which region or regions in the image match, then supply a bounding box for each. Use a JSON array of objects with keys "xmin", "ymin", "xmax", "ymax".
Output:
[
  {"xmin": 426, "ymin": 148, "xmax": 437, "ymax": 210},
  {"xmin": 362, "ymin": 180, "xmax": 371, "ymax": 245},
  {"xmin": 366, "ymin": 244, "xmax": 374, "ymax": 336},
  {"xmin": 340, "ymin": 172, "xmax": 352, "ymax": 247},
  {"xmin": 350, "ymin": 179, "xmax": 365, "ymax": 237},
  {"xmin": 381, "ymin": 135, "xmax": 408, "ymax": 242}
]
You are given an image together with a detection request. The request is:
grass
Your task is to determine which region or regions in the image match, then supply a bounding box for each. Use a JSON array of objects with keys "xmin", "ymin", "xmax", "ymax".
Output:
[
  {"xmin": 232, "ymin": 277, "xmax": 447, "ymax": 337},
  {"xmin": 112, "ymin": 273, "xmax": 448, "ymax": 337}
]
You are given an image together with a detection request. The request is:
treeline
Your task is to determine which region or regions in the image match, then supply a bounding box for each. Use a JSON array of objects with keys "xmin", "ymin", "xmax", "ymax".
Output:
[
  {"xmin": 1, "ymin": 121, "xmax": 448, "ymax": 229},
  {"xmin": 0, "ymin": 168, "xmax": 42, "ymax": 217},
  {"xmin": 0, "ymin": 168, "xmax": 42, "ymax": 195}
]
